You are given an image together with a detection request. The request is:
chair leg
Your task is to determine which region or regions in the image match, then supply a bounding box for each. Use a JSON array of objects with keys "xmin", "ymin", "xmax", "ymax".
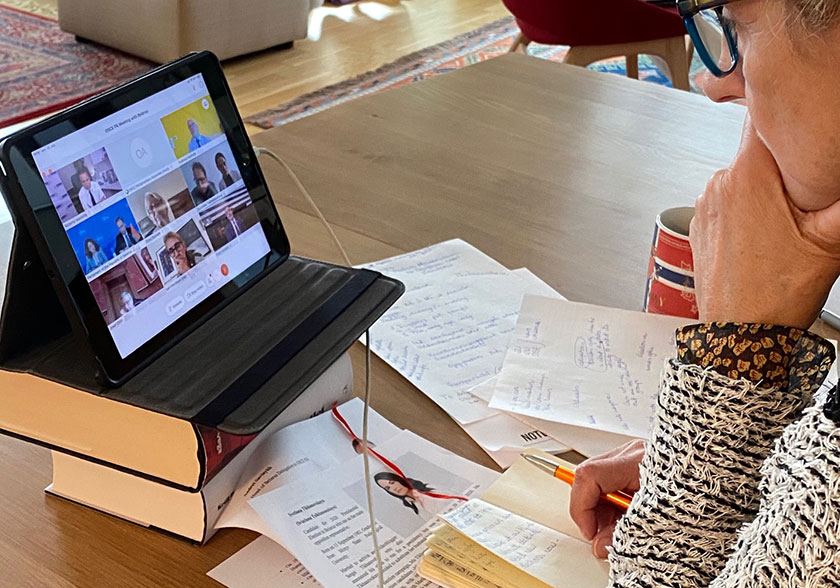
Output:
[
  {"xmin": 563, "ymin": 46, "xmax": 594, "ymax": 68},
  {"xmin": 663, "ymin": 36, "xmax": 690, "ymax": 91},
  {"xmin": 686, "ymin": 37, "xmax": 695, "ymax": 70},
  {"xmin": 510, "ymin": 32, "xmax": 531, "ymax": 54},
  {"xmin": 626, "ymin": 54, "xmax": 639, "ymax": 79}
]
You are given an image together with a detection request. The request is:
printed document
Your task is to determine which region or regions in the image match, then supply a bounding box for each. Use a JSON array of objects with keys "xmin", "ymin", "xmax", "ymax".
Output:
[
  {"xmin": 215, "ymin": 397, "xmax": 401, "ymax": 539},
  {"xmin": 249, "ymin": 429, "xmax": 500, "ymax": 588}
]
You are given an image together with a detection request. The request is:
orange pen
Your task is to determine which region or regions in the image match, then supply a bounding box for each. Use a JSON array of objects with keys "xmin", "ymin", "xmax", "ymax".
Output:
[{"xmin": 522, "ymin": 453, "xmax": 634, "ymax": 510}]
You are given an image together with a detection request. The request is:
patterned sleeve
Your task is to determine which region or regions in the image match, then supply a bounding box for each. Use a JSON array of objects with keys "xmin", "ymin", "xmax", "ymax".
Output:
[{"xmin": 607, "ymin": 323, "xmax": 835, "ymax": 588}]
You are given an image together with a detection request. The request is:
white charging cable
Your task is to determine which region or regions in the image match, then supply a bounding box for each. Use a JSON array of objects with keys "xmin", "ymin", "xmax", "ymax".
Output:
[{"xmin": 254, "ymin": 147, "xmax": 386, "ymax": 588}]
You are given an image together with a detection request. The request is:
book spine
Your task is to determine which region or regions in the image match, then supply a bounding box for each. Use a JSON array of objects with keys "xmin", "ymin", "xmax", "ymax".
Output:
[
  {"xmin": 201, "ymin": 352, "xmax": 353, "ymax": 541},
  {"xmin": 197, "ymin": 425, "xmax": 257, "ymax": 486}
]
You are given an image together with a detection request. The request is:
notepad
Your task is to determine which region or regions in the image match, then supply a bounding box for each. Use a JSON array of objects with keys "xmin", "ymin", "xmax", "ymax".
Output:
[{"xmin": 418, "ymin": 450, "xmax": 609, "ymax": 588}]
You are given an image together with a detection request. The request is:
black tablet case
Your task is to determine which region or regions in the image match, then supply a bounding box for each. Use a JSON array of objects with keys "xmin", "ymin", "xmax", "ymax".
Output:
[{"xmin": 0, "ymin": 218, "xmax": 403, "ymax": 435}]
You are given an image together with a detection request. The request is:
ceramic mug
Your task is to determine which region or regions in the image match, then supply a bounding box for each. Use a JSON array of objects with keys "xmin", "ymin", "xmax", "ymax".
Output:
[{"xmin": 644, "ymin": 206, "xmax": 698, "ymax": 319}]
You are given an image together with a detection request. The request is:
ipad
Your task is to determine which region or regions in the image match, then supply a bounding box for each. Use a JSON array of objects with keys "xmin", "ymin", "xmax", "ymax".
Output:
[{"xmin": 0, "ymin": 52, "xmax": 290, "ymax": 384}]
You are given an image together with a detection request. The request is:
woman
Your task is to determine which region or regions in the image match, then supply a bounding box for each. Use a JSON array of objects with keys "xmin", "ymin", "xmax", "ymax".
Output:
[
  {"xmin": 163, "ymin": 232, "xmax": 202, "ymax": 275},
  {"xmin": 568, "ymin": 1, "xmax": 840, "ymax": 585},
  {"xmin": 83, "ymin": 238, "xmax": 108, "ymax": 273},
  {"xmin": 374, "ymin": 472, "xmax": 434, "ymax": 516},
  {"xmin": 144, "ymin": 191, "xmax": 174, "ymax": 231}
]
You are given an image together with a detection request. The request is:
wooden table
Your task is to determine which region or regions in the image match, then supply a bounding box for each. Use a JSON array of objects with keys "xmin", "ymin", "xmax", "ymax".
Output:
[{"xmin": 0, "ymin": 54, "xmax": 747, "ymax": 587}]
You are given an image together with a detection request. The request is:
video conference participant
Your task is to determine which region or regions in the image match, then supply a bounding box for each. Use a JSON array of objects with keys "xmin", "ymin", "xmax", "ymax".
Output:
[
  {"xmin": 221, "ymin": 205, "xmax": 243, "ymax": 241},
  {"xmin": 78, "ymin": 170, "xmax": 106, "ymax": 211},
  {"xmin": 118, "ymin": 291, "xmax": 136, "ymax": 316},
  {"xmin": 164, "ymin": 231, "xmax": 203, "ymax": 275},
  {"xmin": 144, "ymin": 191, "xmax": 174, "ymax": 230},
  {"xmin": 187, "ymin": 118, "xmax": 211, "ymax": 152},
  {"xmin": 83, "ymin": 238, "xmax": 108, "ymax": 273},
  {"xmin": 215, "ymin": 153, "xmax": 241, "ymax": 190},
  {"xmin": 191, "ymin": 161, "xmax": 217, "ymax": 205},
  {"xmin": 114, "ymin": 217, "xmax": 142, "ymax": 255}
]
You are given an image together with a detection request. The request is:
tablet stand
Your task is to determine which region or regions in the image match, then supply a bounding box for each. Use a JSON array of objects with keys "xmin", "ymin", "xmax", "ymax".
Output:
[{"xmin": 0, "ymin": 220, "xmax": 404, "ymax": 435}]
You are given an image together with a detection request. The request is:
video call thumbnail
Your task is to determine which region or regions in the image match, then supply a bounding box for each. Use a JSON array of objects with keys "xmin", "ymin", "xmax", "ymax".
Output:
[
  {"xmin": 45, "ymin": 147, "xmax": 123, "ymax": 223},
  {"xmin": 180, "ymin": 141, "xmax": 242, "ymax": 206},
  {"xmin": 126, "ymin": 169, "xmax": 194, "ymax": 238},
  {"xmin": 89, "ymin": 247, "xmax": 163, "ymax": 326},
  {"xmin": 66, "ymin": 197, "xmax": 143, "ymax": 275},
  {"xmin": 160, "ymin": 95, "xmax": 224, "ymax": 160},
  {"xmin": 199, "ymin": 188, "xmax": 259, "ymax": 251},
  {"xmin": 151, "ymin": 217, "xmax": 214, "ymax": 283}
]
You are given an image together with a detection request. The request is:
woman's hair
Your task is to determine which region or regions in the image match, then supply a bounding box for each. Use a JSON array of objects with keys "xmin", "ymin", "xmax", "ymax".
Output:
[
  {"xmin": 373, "ymin": 472, "xmax": 434, "ymax": 515},
  {"xmin": 786, "ymin": 0, "xmax": 840, "ymax": 31},
  {"xmin": 84, "ymin": 238, "xmax": 100, "ymax": 257},
  {"xmin": 144, "ymin": 191, "xmax": 173, "ymax": 226}
]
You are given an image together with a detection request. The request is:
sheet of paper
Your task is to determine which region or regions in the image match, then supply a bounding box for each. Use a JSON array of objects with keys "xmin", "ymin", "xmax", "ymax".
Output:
[
  {"xmin": 490, "ymin": 297, "xmax": 692, "ymax": 438},
  {"xmin": 471, "ymin": 376, "xmax": 633, "ymax": 458},
  {"xmin": 458, "ymin": 376, "xmax": 568, "ymax": 468},
  {"xmin": 249, "ymin": 429, "xmax": 500, "ymax": 588},
  {"xmin": 207, "ymin": 537, "xmax": 323, "ymax": 588},
  {"xmin": 440, "ymin": 499, "xmax": 608, "ymax": 587},
  {"xmin": 361, "ymin": 240, "xmax": 565, "ymax": 425},
  {"xmin": 482, "ymin": 449, "xmax": 585, "ymax": 542},
  {"xmin": 215, "ymin": 397, "xmax": 401, "ymax": 538}
]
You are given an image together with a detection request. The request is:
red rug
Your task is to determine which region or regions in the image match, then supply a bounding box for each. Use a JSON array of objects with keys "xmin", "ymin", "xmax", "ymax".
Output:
[
  {"xmin": 0, "ymin": 6, "xmax": 152, "ymax": 127},
  {"xmin": 247, "ymin": 16, "xmax": 701, "ymax": 129}
]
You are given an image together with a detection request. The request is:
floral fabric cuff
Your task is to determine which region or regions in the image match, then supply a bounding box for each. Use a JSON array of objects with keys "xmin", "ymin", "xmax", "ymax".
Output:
[{"xmin": 675, "ymin": 322, "xmax": 835, "ymax": 394}]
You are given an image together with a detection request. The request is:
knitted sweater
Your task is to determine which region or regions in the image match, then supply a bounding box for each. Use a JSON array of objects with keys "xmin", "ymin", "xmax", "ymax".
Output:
[{"xmin": 608, "ymin": 332, "xmax": 840, "ymax": 587}]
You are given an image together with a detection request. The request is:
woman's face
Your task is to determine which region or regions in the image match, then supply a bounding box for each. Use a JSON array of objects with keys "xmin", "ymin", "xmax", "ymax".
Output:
[
  {"xmin": 700, "ymin": 0, "xmax": 840, "ymax": 211},
  {"xmin": 86, "ymin": 240, "xmax": 96, "ymax": 254},
  {"xmin": 166, "ymin": 236, "xmax": 189, "ymax": 273},
  {"xmin": 377, "ymin": 478, "xmax": 409, "ymax": 496}
]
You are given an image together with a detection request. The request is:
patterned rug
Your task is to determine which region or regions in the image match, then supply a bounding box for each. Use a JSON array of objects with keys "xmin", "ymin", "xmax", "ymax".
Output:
[
  {"xmin": 247, "ymin": 16, "xmax": 705, "ymax": 129},
  {"xmin": 0, "ymin": 5, "xmax": 152, "ymax": 127}
]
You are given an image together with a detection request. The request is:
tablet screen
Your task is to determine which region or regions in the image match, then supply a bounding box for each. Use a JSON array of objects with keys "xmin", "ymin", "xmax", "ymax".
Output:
[{"xmin": 31, "ymin": 74, "xmax": 271, "ymax": 359}]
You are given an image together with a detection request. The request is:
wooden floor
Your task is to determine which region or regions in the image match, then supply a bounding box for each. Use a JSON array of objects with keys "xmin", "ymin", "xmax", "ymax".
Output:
[
  {"xmin": 226, "ymin": 0, "xmax": 508, "ymax": 126},
  {"xmin": 7, "ymin": 0, "xmax": 510, "ymax": 133}
]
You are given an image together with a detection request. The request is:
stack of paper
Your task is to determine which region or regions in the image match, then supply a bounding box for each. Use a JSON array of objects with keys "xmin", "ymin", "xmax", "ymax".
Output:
[
  {"xmin": 361, "ymin": 239, "xmax": 663, "ymax": 464},
  {"xmin": 207, "ymin": 242, "xmax": 699, "ymax": 588},
  {"xmin": 418, "ymin": 450, "xmax": 609, "ymax": 588},
  {"xmin": 209, "ymin": 398, "xmax": 501, "ymax": 588},
  {"xmin": 361, "ymin": 240, "xmax": 589, "ymax": 466}
]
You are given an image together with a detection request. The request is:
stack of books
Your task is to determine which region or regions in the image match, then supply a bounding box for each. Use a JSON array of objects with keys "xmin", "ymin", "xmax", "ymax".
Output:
[{"xmin": 0, "ymin": 353, "xmax": 353, "ymax": 542}]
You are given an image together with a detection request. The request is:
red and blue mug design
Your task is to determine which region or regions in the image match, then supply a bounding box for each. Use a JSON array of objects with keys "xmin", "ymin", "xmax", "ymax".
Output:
[{"xmin": 644, "ymin": 207, "xmax": 698, "ymax": 319}]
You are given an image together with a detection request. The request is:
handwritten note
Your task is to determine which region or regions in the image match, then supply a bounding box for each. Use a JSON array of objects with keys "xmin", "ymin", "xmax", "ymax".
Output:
[
  {"xmin": 424, "ymin": 525, "xmax": 549, "ymax": 588},
  {"xmin": 440, "ymin": 499, "xmax": 607, "ymax": 587},
  {"xmin": 362, "ymin": 240, "xmax": 563, "ymax": 424},
  {"xmin": 470, "ymin": 377, "xmax": 633, "ymax": 458},
  {"xmin": 489, "ymin": 296, "xmax": 692, "ymax": 438}
]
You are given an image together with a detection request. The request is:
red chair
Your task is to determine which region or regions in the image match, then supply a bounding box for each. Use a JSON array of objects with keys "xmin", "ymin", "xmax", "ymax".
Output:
[{"xmin": 503, "ymin": 0, "xmax": 691, "ymax": 90}]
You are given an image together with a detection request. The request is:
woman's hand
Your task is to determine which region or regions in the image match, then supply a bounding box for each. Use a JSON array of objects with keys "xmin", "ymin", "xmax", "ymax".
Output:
[
  {"xmin": 691, "ymin": 118, "xmax": 840, "ymax": 329},
  {"xmin": 569, "ymin": 440, "xmax": 645, "ymax": 559}
]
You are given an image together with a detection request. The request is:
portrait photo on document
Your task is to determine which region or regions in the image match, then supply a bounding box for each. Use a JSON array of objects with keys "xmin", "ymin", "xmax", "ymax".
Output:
[{"xmin": 343, "ymin": 451, "xmax": 471, "ymax": 538}]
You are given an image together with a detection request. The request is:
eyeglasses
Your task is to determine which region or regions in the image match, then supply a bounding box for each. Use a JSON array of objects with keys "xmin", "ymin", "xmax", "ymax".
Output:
[
  {"xmin": 166, "ymin": 241, "xmax": 184, "ymax": 256},
  {"xmin": 678, "ymin": 0, "xmax": 738, "ymax": 77}
]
